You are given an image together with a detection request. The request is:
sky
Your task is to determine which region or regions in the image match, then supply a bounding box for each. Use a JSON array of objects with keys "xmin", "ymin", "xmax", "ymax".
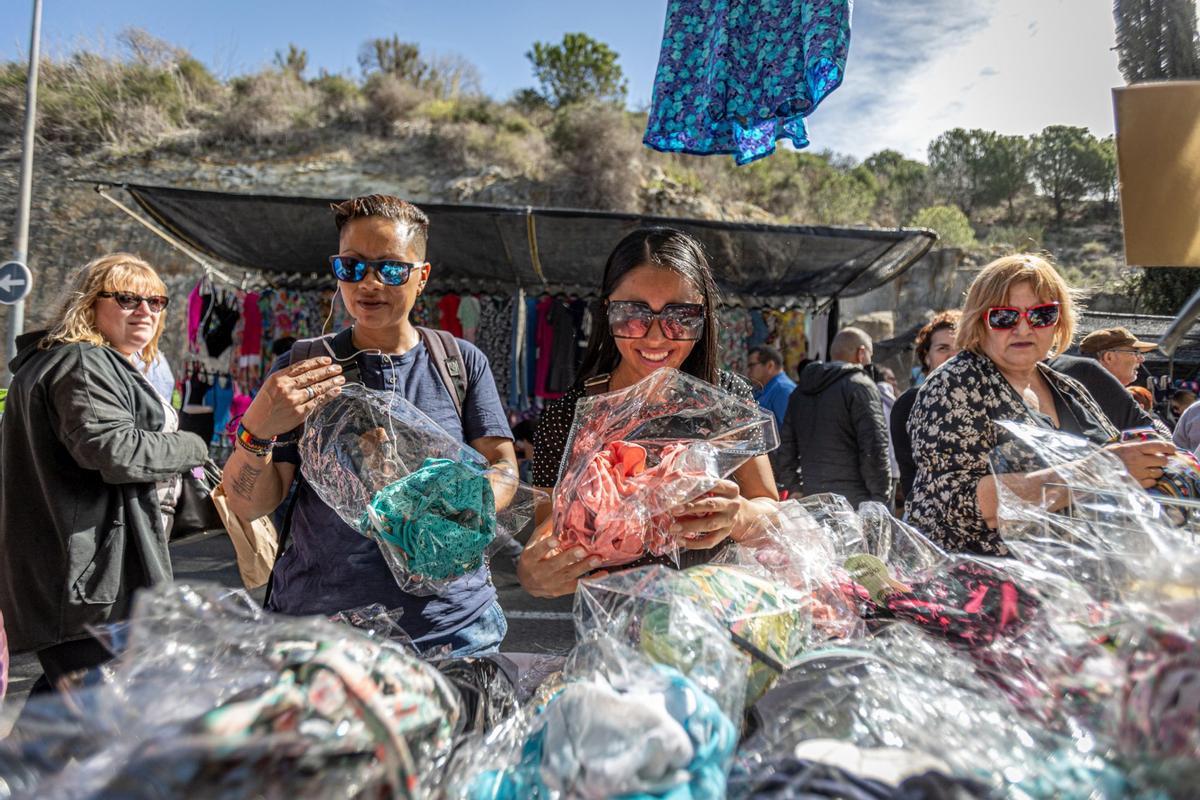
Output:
[{"xmin": 1, "ymin": 0, "xmax": 1134, "ymax": 161}]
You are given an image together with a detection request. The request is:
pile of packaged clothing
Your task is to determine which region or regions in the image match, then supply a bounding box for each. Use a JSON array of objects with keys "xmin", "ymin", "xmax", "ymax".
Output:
[{"xmin": 4, "ymin": 404, "xmax": 1200, "ymax": 798}]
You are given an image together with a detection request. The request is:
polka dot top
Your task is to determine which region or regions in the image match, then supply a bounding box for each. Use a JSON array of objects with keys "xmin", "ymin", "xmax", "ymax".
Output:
[{"xmin": 531, "ymin": 370, "xmax": 756, "ymax": 489}]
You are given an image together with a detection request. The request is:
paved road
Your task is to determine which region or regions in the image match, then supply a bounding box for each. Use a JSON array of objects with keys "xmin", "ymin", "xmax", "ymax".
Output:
[{"xmin": 2, "ymin": 528, "xmax": 576, "ymax": 734}]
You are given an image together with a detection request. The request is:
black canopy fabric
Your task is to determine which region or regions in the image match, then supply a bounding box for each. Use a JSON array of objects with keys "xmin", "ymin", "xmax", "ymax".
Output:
[{"xmin": 117, "ymin": 182, "xmax": 936, "ymax": 301}]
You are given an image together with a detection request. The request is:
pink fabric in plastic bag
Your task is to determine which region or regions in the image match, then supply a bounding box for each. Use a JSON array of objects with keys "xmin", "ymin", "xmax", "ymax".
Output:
[{"xmin": 555, "ymin": 441, "xmax": 711, "ymax": 565}]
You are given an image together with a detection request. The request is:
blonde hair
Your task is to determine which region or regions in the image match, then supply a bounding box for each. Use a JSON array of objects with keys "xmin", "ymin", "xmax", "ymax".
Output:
[
  {"xmin": 43, "ymin": 253, "xmax": 169, "ymax": 367},
  {"xmin": 957, "ymin": 254, "xmax": 1076, "ymax": 356}
]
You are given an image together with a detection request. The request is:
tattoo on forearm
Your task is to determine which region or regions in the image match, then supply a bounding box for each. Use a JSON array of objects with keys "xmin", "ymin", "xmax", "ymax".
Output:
[{"xmin": 230, "ymin": 462, "xmax": 263, "ymax": 500}]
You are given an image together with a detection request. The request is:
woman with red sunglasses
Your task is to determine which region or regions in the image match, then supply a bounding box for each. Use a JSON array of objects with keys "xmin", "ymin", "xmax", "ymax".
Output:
[
  {"xmin": 906, "ymin": 254, "xmax": 1174, "ymax": 555},
  {"xmin": 517, "ymin": 228, "xmax": 779, "ymax": 598}
]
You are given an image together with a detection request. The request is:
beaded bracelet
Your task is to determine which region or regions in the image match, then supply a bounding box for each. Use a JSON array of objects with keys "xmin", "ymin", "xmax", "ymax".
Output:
[{"xmin": 236, "ymin": 422, "xmax": 275, "ymax": 457}]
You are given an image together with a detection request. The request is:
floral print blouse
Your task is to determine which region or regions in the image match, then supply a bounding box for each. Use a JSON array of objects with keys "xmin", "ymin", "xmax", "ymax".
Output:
[{"xmin": 906, "ymin": 350, "xmax": 1117, "ymax": 555}]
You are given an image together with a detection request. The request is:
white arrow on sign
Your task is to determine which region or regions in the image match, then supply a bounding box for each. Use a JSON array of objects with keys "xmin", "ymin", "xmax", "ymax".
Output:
[{"xmin": 0, "ymin": 273, "xmax": 26, "ymax": 293}]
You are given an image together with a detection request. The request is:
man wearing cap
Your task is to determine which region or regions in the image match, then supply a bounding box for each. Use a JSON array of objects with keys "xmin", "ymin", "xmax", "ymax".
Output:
[
  {"xmin": 1049, "ymin": 327, "xmax": 1169, "ymax": 438},
  {"xmin": 1079, "ymin": 327, "xmax": 1158, "ymax": 387}
]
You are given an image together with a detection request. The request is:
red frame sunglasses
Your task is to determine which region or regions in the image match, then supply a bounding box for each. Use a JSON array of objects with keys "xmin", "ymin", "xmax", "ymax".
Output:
[{"xmin": 984, "ymin": 301, "xmax": 1060, "ymax": 331}]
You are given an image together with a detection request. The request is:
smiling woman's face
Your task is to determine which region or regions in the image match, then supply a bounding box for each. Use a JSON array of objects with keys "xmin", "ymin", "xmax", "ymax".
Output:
[{"xmin": 608, "ymin": 264, "xmax": 704, "ymax": 382}]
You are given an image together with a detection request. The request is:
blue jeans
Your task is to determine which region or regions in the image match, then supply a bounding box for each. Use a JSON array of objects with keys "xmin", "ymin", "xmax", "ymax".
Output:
[{"xmin": 418, "ymin": 600, "xmax": 508, "ymax": 658}]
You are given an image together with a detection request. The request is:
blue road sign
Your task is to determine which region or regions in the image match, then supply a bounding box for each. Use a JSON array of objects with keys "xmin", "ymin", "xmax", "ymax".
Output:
[{"xmin": 0, "ymin": 261, "xmax": 32, "ymax": 305}]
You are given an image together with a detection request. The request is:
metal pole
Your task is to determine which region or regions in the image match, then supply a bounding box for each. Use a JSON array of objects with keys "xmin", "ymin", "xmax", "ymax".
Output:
[{"xmin": 4, "ymin": 0, "xmax": 43, "ymax": 385}]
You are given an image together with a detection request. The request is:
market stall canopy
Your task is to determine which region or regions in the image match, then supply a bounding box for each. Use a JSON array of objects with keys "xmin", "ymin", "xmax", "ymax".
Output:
[{"xmin": 98, "ymin": 182, "xmax": 936, "ymax": 301}]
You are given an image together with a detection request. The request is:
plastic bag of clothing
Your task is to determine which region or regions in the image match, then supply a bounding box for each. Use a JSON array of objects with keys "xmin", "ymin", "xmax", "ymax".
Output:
[
  {"xmin": 713, "ymin": 500, "xmax": 864, "ymax": 641},
  {"xmin": 576, "ymin": 564, "xmax": 811, "ymax": 709},
  {"xmin": 990, "ymin": 420, "xmax": 1200, "ymax": 608},
  {"xmin": 553, "ymin": 368, "xmax": 778, "ymax": 568},
  {"xmin": 743, "ymin": 626, "xmax": 1138, "ymax": 799},
  {"xmin": 0, "ymin": 582, "xmax": 462, "ymax": 799},
  {"xmin": 572, "ymin": 565, "xmax": 751, "ymax": 723},
  {"xmin": 449, "ymin": 634, "xmax": 738, "ymax": 800},
  {"xmin": 300, "ymin": 383, "xmax": 542, "ymax": 595}
]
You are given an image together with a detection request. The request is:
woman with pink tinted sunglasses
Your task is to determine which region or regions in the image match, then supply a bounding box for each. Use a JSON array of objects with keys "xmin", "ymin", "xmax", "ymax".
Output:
[{"xmin": 906, "ymin": 254, "xmax": 1174, "ymax": 555}]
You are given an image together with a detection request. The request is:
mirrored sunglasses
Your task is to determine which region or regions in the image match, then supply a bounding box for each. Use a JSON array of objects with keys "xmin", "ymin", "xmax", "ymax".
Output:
[
  {"xmin": 329, "ymin": 256, "xmax": 422, "ymax": 286},
  {"xmin": 607, "ymin": 300, "xmax": 706, "ymax": 341},
  {"xmin": 98, "ymin": 291, "xmax": 169, "ymax": 313},
  {"xmin": 985, "ymin": 302, "xmax": 1060, "ymax": 331}
]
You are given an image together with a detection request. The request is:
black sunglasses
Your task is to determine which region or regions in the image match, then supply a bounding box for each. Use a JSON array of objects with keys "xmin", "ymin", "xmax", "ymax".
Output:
[
  {"xmin": 329, "ymin": 256, "xmax": 423, "ymax": 286},
  {"xmin": 98, "ymin": 291, "xmax": 169, "ymax": 313},
  {"xmin": 607, "ymin": 300, "xmax": 706, "ymax": 341}
]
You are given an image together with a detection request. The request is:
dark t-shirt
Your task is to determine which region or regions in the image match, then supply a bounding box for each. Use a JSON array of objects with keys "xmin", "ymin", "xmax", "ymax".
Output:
[{"xmin": 267, "ymin": 328, "xmax": 512, "ymax": 643}]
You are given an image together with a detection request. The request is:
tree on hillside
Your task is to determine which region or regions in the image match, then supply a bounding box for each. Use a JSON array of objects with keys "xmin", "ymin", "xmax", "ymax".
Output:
[
  {"xmin": 927, "ymin": 128, "xmax": 991, "ymax": 216},
  {"xmin": 526, "ymin": 33, "xmax": 627, "ymax": 108},
  {"xmin": 1030, "ymin": 125, "xmax": 1097, "ymax": 226},
  {"xmin": 864, "ymin": 149, "xmax": 929, "ymax": 225},
  {"xmin": 1087, "ymin": 135, "xmax": 1120, "ymax": 211},
  {"xmin": 980, "ymin": 134, "xmax": 1030, "ymax": 220},
  {"xmin": 910, "ymin": 205, "xmax": 976, "ymax": 250},
  {"xmin": 1113, "ymin": 0, "xmax": 1200, "ymax": 82},
  {"xmin": 274, "ymin": 44, "xmax": 308, "ymax": 79},
  {"xmin": 359, "ymin": 37, "xmax": 426, "ymax": 82}
]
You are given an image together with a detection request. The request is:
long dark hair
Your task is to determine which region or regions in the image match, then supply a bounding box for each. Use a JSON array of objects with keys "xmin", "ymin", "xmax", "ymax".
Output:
[{"xmin": 577, "ymin": 227, "xmax": 721, "ymax": 386}]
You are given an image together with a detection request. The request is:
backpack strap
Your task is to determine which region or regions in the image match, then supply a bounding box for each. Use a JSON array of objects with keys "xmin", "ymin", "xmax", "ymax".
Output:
[
  {"xmin": 417, "ymin": 326, "xmax": 467, "ymax": 421},
  {"xmin": 288, "ymin": 335, "xmax": 337, "ymax": 365}
]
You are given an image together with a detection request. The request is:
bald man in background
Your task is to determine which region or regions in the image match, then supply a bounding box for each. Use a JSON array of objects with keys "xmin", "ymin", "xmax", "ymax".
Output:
[{"xmin": 777, "ymin": 327, "xmax": 891, "ymax": 506}]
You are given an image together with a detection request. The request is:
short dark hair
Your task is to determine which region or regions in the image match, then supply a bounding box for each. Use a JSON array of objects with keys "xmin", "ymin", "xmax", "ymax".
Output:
[
  {"xmin": 577, "ymin": 227, "xmax": 721, "ymax": 386},
  {"xmin": 914, "ymin": 310, "xmax": 961, "ymax": 370},
  {"xmin": 1172, "ymin": 388, "xmax": 1196, "ymax": 403},
  {"xmin": 749, "ymin": 345, "xmax": 783, "ymax": 368},
  {"xmin": 330, "ymin": 194, "xmax": 430, "ymax": 258}
]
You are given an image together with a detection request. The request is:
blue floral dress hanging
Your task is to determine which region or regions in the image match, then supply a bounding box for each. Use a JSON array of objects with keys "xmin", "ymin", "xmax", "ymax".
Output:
[{"xmin": 643, "ymin": 0, "xmax": 852, "ymax": 165}]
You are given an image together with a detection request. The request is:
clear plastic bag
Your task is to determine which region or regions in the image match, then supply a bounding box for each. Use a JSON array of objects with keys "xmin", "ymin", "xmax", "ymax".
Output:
[
  {"xmin": 300, "ymin": 383, "xmax": 541, "ymax": 595},
  {"xmin": 1, "ymin": 582, "xmax": 462, "ymax": 799},
  {"xmin": 990, "ymin": 420, "xmax": 1198, "ymax": 607},
  {"xmin": 576, "ymin": 564, "xmax": 811, "ymax": 710},
  {"xmin": 448, "ymin": 634, "xmax": 738, "ymax": 800},
  {"xmin": 551, "ymin": 368, "xmax": 778, "ymax": 568},
  {"xmin": 711, "ymin": 499, "xmax": 864, "ymax": 641}
]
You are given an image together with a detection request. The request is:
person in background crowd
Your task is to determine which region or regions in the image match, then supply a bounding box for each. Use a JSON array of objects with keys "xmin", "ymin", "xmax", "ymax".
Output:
[
  {"xmin": 520, "ymin": 228, "xmax": 779, "ymax": 598},
  {"xmin": 1170, "ymin": 388, "xmax": 1197, "ymax": 422},
  {"xmin": 908, "ymin": 255, "xmax": 1173, "ymax": 555},
  {"xmin": 1050, "ymin": 328, "xmax": 1168, "ymax": 437},
  {"xmin": 143, "ymin": 351, "xmax": 175, "ymax": 402},
  {"xmin": 746, "ymin": 344, "xmax": 796, "ymax": 428},
  {"xmin": 874, "ymin": 365, "xmax": 901, "ymax": 505},
  {"xmin": 892, "ymin": 311, "xmax": 960, "ymax": 503},
  {"xmin": 777, "ymin": 327, "xmax": 891, "ymax": 507},
  {"xmin": 1129, "ymin": 385, "xmax": 1155, "ymax": 414},
  {"xmin": 0, "ymin": 254, "xmax": 207, "ymax": 691},
  {"xmin": 1078, "ymin": 327, "xmax": 1157, "ymax": 387},
  {"xmin": 222, "ymin": 194, "xmax": 517, "ymax": 657},
  {"xmin": 1172, "ymin": 390, "xmax": 1200, "ymax": 450}
]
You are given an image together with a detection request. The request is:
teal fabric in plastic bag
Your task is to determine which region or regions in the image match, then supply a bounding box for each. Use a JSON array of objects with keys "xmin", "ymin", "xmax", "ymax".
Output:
[{"xmin": 362, "ymin": 458, "xmax": 496, "ymax": 582}]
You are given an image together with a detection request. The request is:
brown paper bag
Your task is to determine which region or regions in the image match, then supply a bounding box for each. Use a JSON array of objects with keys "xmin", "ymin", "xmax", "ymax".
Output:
[{"xmin": 211, "ymin": 484, "xmax": 278, "ymax": 590}]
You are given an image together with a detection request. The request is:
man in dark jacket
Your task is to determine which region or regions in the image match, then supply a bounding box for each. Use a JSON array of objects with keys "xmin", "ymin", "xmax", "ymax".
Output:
[
  {"xmin": 1049, "ymin": 352, "xmax": 1169, "ymax": 437},
  {"xmin": 777, "ymin": 327, "xmax": 891, "ymax": 506}
]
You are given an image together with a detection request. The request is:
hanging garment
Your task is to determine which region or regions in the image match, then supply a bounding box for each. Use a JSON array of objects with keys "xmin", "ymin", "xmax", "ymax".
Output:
[
  {"xmin": 186, "ymin": 282, "xmax": 206, "ymax": 350},
  {"xmin": 534, "ymin": 296, "xmax": 562, "ymax": 400},
  {"xmin": 204, "ymin": 374, "xmax": 235, "ymax": 444},
  {"xmin": 477, "ymin": 296, "xmax": 514, "ymax": 404},
  {"xmin": 749, "ymin": 310, "xmax": 770, "ymax": 348},
  {"xmin": 719, "ymin": 307, "xmax": 754, "ymax": 377},
  {"xmin": 203, "ymin": 292, "xmax": 241, "ymax": 358},
  {"xmin": 545, "ymin": 298, "xmax": 577, "ymax": 394},
  {"xmin": 525, "ymin": 296, "xmax": 539, "ymax": 400},
  {"xmin": 240, "ymin": 292, "xmax": 263, "ymax": 356},
  {"xmin": 439, "ymin": 294, "xmax": 464, "ymax": 338},
  {"xmin": 643, "ymin": 0, "xmax": 852, "ymax": 164},
  {"xmin": 458, "ymin": 294, "xmax": 482, "ymax": 343}
]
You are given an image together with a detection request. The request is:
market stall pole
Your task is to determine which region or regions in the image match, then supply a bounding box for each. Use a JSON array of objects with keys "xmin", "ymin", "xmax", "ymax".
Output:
[{"xmin": 3, "ymin": 0, "xmax": 42, "ymax": 387}]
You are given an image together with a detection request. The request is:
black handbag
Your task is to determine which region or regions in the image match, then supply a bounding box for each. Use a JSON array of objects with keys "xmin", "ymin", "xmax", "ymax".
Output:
[{"xmin": 172, "ymin": 459, "xmax": 225, "ymax": 539}]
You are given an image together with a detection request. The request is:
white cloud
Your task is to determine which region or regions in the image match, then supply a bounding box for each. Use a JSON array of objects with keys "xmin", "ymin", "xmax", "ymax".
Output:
[{"xmin": 804, "ymin": 0, "xmax": 1124, "ymax": 161}]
